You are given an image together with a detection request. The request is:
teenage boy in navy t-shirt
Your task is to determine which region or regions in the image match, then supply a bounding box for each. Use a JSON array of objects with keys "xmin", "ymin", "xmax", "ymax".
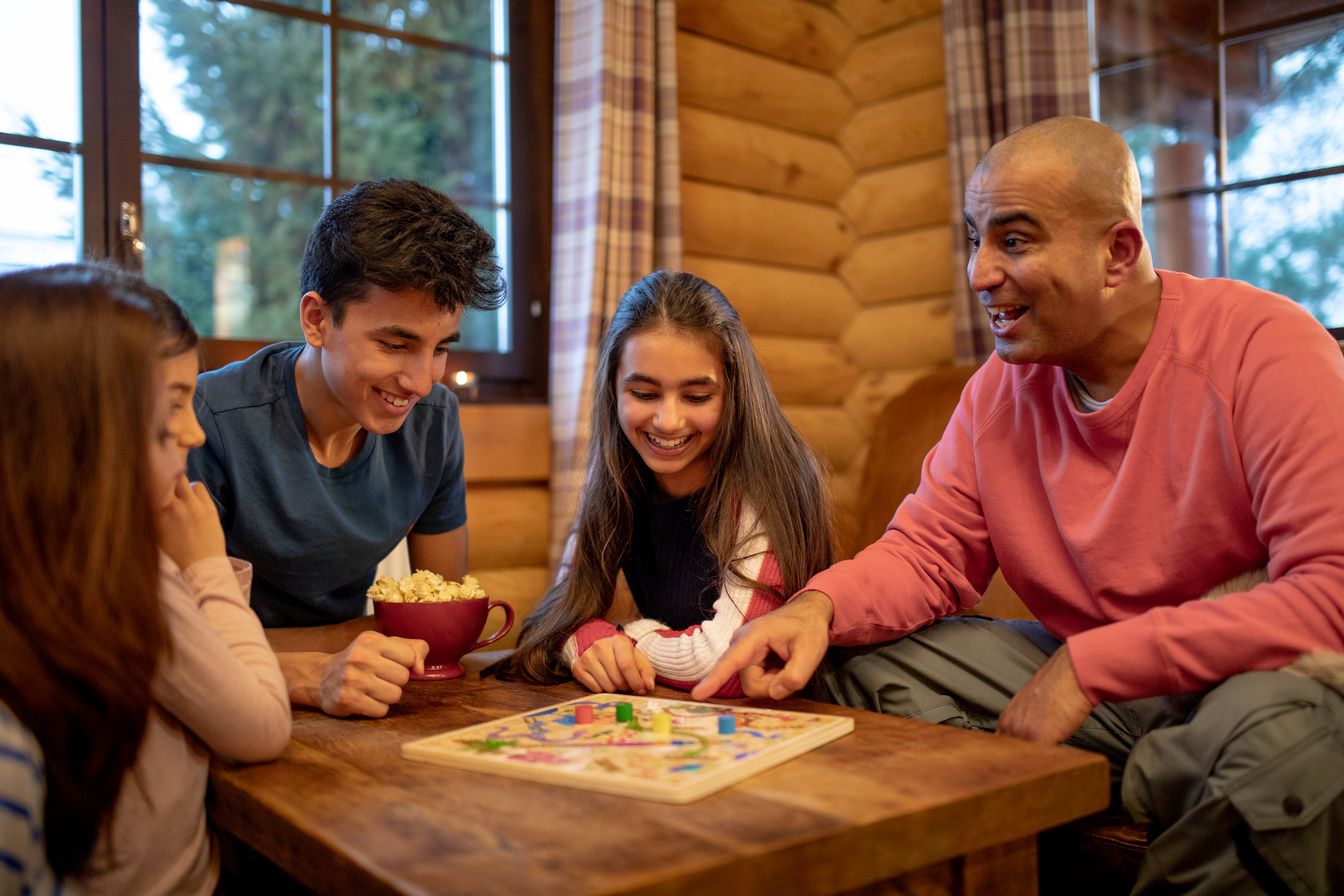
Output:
[{"xmin": 189, "ymin": 178, "xmax": 503, "ymax": 718}]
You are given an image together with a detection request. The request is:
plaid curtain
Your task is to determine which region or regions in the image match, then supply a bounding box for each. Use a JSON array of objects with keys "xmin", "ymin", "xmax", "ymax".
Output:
[
  {"xmin": 549, "ymin": 0, "xmax": 682, "ymax": 566},
  {"xmin": 942, "ymin": 0, "xmax": 1090, "ymax": 364}
]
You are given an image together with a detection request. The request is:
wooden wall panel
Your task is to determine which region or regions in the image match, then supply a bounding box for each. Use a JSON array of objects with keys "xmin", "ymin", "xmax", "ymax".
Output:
[
  {"xmin": 681, "ymin": 256, "xmax": 857, "ymax": 338},
  {"xmin": 842, "ymin": 225, "xmax": 957, "ymax": 304},
  {"xmin": 682, "ymin": 180, "xmax": 854, "ymax": 269},
  {"xmin": 841, "ymin": 157, "xmax": 951, "ymax": 236},
  {"xmin": 843, "ymin": 367, "xmax": 941, "ymax": 435},
  {"xmin": 677, "ymin": 0, "xmax": 854, "ymax": 70},
  {"xmin": 677, "ymin": 31, "xmax": 851, "ymax": 137},
  {"xmin": 839, "ymin": 86, "xmax": 947, "ymax": 168},
  {"xmin": 753, "ymin": 335, "xmax": 861, "ymax": 404},
  {"xmin": 782, "ymin": 405, "xmax": 865, "ymax": 472},
  {"xmin": 832, "ymin": 0, "xmax": 940, "ymax": 34},
  {"xmin": 837, "ymin": 16, "xmax": 944, "ymax": 101},
  {"xmin": 841, "ymin": 298, "xmax": 955, "ymax": 370},
  {"xmin": 460, "ymin": 404, "xmax": 549, "ymax": 483},
  {"xmin": 680, "ymin": 107, "xmax": 854, "ymax": 203},
  {"xmin": 464, "ymin": 485, "xmax": 550, "ymax": 570}
]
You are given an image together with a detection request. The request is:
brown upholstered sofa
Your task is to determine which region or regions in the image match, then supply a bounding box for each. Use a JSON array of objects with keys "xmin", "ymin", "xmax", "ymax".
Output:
[{"xmin": 856, "ymin": 364, "xmax": 1147, "ymax": 896}]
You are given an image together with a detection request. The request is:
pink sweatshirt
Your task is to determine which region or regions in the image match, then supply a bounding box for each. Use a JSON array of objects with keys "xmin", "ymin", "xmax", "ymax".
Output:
[
  {"xmin": 808, "ymin": 272, "xmax": 1344, "ymax": 704},
  {"xmin": 79, "ymin": 555, "xmax": 290, "ymax": 896}
]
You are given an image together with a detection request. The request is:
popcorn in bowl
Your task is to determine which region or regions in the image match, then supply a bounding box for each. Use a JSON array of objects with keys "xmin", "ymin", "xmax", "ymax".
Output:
[{"xmin": 366, "ymin": 569, "xmax": 487, "ymax": 603}]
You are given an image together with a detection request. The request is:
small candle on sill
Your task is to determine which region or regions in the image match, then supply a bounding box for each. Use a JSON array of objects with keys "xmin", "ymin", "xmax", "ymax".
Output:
[{"xmin": 447, "ymin": 370, "xmax": 479, "ymax": 401}]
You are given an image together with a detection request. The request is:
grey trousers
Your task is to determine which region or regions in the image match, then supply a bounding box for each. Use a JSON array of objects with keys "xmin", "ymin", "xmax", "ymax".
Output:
[{"xmin": 822, "ymin": 616, "xmax": 1344, "ymax": 896}]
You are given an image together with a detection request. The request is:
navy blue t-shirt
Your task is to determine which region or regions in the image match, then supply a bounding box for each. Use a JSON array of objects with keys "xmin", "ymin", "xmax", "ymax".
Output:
[{"xmin": 188, "ymin": 343, "xmax": 468, "ymax": 627}]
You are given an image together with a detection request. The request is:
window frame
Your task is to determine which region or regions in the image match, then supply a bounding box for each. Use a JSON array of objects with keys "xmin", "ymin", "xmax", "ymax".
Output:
[
  {"xmin": 86, "ymin": 0, "xmax": 551, "ymax": 402},
  {"xmin": 1090, "ymin": 0, "xmax": 1344, "ymax": 341}
]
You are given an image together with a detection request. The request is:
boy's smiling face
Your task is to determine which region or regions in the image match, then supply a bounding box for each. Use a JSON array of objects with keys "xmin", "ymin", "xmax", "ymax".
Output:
[{"xmin": 301, "ymin": 284, "xmax": 462, "ymax": 437}]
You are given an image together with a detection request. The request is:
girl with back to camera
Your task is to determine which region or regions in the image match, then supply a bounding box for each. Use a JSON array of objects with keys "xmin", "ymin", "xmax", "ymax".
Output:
[
  {"xmin": 501, "ymin": 270, "xmax": 835, "ymax": 697},
  {"xmin": 0, "ymin": 265, "xmax": 170, "ymax": 894}
]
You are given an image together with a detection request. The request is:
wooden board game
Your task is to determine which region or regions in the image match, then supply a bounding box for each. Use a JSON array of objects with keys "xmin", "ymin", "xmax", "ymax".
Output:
[{"xmin": 401, "ymin": 694, "xmax": 855, "ymax": 804}]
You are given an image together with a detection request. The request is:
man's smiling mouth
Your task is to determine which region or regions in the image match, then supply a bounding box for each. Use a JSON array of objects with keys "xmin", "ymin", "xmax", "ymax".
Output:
[{"xmin": 990, "ymin": 306, "xmax": 1027, "ymax": 327}]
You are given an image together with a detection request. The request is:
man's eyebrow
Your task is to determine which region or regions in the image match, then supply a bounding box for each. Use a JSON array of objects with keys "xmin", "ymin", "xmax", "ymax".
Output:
[
  {"xmin": 963, "ymin": 210, "xmax": 1043, "ymax": 231},
  {"xmin": 441, "ymin": 332, "xmax": 461, "ymax": 346}
]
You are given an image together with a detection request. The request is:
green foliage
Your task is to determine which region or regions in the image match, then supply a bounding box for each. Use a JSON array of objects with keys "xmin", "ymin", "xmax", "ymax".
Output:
[{"xmin": 141, "ymin": 0, "xmax": 500, "ymax": 342}]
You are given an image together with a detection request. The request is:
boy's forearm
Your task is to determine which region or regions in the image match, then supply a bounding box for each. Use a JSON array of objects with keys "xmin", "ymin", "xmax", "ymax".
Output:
[{"xmin": 265, "ymin": 614, "xmax": 379, "ymax": 654}]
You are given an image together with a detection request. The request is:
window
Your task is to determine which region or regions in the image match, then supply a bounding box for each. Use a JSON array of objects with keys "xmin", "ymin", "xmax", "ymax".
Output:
[
  {"xmin": 0, "ymin": 0, "xmax": 550, "ymax": 401},
  {"xmin": 1092, "ymin": 0, "xmax": 1344, "ymax": 337}
]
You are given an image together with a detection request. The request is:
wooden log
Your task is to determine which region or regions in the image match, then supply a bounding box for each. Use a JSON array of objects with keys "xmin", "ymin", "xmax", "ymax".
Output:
[
  {"xmin": 752, "ymin": 335, "xmax": 861, "ymax": 405},
  {"xmin": 465, "ymin": 485, "xmax": 550, "ymax": 570},
  {"xmin": 677, "ymin": 31, "xmax": 851, "ymax": 137},
  {"xmin": 836, "ymin": 16, "xmax": 944, "ymax": 101},
  {"xmin": 677, "ymin": 0, "xmax": 854, "ymax": 71},
  {"xmin": 840, "ymin": 156, "xmax": 951, "ymax": 237},
  {"xmin": 842, "ymin": 367, "xmax": 941, "ymax": 435},
  {"xmin": 460, "ymin": 404, "xmax": 549, "ymax": 484},
  {"xmin": 681, "ymin": 256, "xmax": 857, "ymax": 338},
  {"xmin": 839, "ymin": 86, "xmax": 947, "ymax": 169},
  {"xmin": 682, "ymin": 180, "xmax": 854, "ymax": 270},
  {"xmin": 679, "ymin": 107, "xmax": 854, "ymax": 204},
  {"xmin": 842, "ymin": 225, "xmax": 957, "ymax": 304},
  {"xmin": 468, "ymin": 566, "xmax": 552, "ymax": 649},
  {"xmin": 833, "ymin": 0, "xmax": 940, "ymax": 35},
  {"xmin": 840, "ymin": 298, "xmax": 954, "ymax": 370},
  {"xmin": 782, "ymin": 404, "xmax": 865, "ymax": 472}
]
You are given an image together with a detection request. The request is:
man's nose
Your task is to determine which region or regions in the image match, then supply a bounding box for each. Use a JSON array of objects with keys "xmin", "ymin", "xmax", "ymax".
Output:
[{"xmin": 968, "ymin": 246, "xmax": 1004, "ymax": 292}]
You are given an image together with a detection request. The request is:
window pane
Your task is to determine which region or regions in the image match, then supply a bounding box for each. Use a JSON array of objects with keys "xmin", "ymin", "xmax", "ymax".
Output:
[
  {"xmin": 141, "ymin": 0, "xmax": 325, "ymax": 174},
  {"xmin": 0, "ymin": 146, "xmax": 82, "ymax": 273},
  {"xmin": 1223, "ymin": 0, "xmax": 1342, "ymax": 33},
  {"xmin": 1098, "ymin": 53, "xmax": 1217, "ymax": 195},
  {"xmin": 142, "ymin": 165, "xmax": 327, "ymax": 339},
  {"xmin": 1146, "ymin": 192, "xmax": 1219, "ymax": 279},
  {"xmin": 337, "ymin": 32, "xmax": 495, "ymax": 198},
  {"xmin": 456, "ymin": 205, "xmax": 506, "ymax": 352},
  {"xmin": 1227, "ymin": 174, "xmax": 1344, "ymax": 330},
  {"xmin": 1225, "ymin": 16, "xmax": 1344, "ymax": 183},
  {"xmin": 1094, "ymin": 0, "xmax": 1214, "ymax": 69},
  {"xmin": 340, "ymin": 0, "xmax": 495, "ymax": 49},
  {"xmin": 0, "ymin": 1, "xmax": 80, "ymax": 142}
]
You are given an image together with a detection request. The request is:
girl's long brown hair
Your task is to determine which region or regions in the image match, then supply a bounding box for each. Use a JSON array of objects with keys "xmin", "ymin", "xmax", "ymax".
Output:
[
  {"xmin": 501, "ymin": 271, "xmax": 835, "ymax": 683},
  {"xmin": 0, "ymin": 264, "xmax": 169, "ymax": 876}
]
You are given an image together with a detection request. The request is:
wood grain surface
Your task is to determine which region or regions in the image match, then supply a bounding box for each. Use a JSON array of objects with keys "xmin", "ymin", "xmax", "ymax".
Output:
[{"xmin": 210, "ymin": 662, "xmax": 1109, "ymax": 896}]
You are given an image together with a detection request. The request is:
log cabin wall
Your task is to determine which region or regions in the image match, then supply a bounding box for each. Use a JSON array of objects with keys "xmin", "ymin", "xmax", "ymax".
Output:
[{"xmin": 676, "ymin": 0, "xmax": 957, "ymax": 557}]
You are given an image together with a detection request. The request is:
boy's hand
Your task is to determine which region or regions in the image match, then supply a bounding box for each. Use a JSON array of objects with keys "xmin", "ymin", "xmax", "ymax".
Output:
[
  {"xmin": 157, "ymin": 475, "xmax": 227, "ymax": 570},
  {"xmin": 571, "ymin": 635, "xmax": 655, "ymax": 695},
  {"xmin": 286, "ymin": 631, "xmax": 430, "ymax": 718}
]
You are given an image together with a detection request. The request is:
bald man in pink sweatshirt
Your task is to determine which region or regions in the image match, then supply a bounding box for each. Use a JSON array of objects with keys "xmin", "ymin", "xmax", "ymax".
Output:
[{"xmin": 695, "ymin": 117, "xmax": 1344, "ymax": 895}]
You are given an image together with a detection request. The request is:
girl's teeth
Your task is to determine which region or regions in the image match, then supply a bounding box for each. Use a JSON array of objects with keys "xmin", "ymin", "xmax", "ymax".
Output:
[{"xmin": 649, "ymin": 433, "xmax": 689, "ymax": 449}]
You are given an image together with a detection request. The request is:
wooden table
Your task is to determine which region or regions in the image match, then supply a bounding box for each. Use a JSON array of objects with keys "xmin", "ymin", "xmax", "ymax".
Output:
[{"xmin": 209, "ymin": 659, "xmax": 1109, "ymax": 896}]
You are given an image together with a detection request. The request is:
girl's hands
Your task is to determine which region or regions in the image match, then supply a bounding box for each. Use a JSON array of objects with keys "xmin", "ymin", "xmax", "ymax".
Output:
[
  {"xmin": 571, "ymin": 635, "xmax": 656, "ymax": 695},
  {"xmin": 158, "ymin": 474, "xmax": 228, "ymax": 571}
]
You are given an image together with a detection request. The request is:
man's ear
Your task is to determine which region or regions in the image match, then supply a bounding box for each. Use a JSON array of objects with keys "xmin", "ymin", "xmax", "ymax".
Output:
[
  {"xmin": 299, "ymin": 291, "xmax": 330, "ymax": 347},
  {"xmin": 1103, "ymin": 220, "xmax": 1144, "ymax": 288}
]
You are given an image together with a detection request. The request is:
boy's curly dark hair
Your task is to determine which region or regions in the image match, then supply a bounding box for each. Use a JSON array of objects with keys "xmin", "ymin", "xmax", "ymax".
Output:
[{"xmin": 300, "ymin": 178, "xmax": 505, "ymax": 322}]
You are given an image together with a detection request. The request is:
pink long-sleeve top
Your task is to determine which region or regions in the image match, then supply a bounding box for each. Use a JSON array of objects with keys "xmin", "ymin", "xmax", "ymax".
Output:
[
  {"xmin": 79, "ymin": 555, "xmax": 291, "ymax": 896},
  {"xmin": 807, "ymin": 271, "xmax": 1344, "ymax": 704}
]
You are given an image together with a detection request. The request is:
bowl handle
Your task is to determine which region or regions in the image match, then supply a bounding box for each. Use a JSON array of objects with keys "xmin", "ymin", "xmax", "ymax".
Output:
[{"xmin": 471, "ymin": 600, "xmax": 515, "ymax": 650}]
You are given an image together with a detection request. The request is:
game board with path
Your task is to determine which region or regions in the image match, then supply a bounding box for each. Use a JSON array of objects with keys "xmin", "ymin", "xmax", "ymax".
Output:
[{"xmin": 401, "ymin": 695, "xmax": 854, "ymax": 803}]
